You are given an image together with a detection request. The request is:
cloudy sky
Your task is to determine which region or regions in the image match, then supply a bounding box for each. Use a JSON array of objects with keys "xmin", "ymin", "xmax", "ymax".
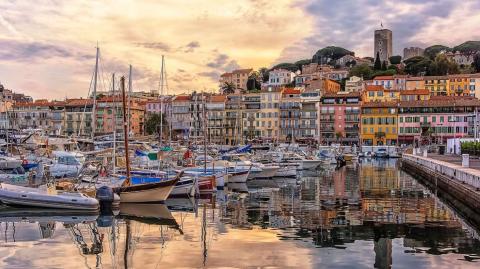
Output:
[{"xmin": 1, "ymin": 0, "xmax": 480, "ymax": 99}]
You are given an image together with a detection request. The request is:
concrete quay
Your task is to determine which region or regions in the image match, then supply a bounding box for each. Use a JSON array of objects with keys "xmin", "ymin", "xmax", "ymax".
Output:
[{"xmin": 401, "ymin": 153, "xmax": 480, "ymax": 213}]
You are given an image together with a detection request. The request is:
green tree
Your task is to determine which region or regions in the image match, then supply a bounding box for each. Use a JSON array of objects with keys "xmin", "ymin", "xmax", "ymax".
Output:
[
  {"xmin": 270, "ymin": 62, "xmax": 299, "ymax": 72},
  {"xmin": 381, "ymin": 61, "xmax": 387, "ymax": 70},
  {"xmin": 246, "ymin": 72, "xmax": 261, "ymax": 92},
  {"xmin": 429, "ymin": 54, "xmax": 459, "ymax": 75},
  {"xmin": 372, "ymin": 69, "xmax": 397, "ymax": 78},
  {"xmin": 424, "ymin": 45, "xmax": 451, "ymax": 60},
  {"xmin": 258, "ymin": 67, "xmax": 269, "ymax": 83},
  {"xmin": 404, "ymin": 56, "xmax": 432, "ymax": 75},
  {"xmin": 145, "ymin": 113, "xmax": 168, "ymax": 135},
  {"xmin": 453, "ymin": 41, "xmax": 480, "ymax": 53},
  {"xmin": 389, "ymin": 55, "xmax": 402, "ymax": 64},
  {"xmin": 294, "ymin": 59, "xmax": 311, "ymax": 71},
  {"xmin": 374, "ymin": 52, "xmax": 382, "ymax": 70},
  {"xmin": 221, "ymin": 82, "xmax": 236, "ymax": 95},
  {"xmin": 312, "ymin": 46, "xmax": 354, "ymax": 65},
  {"xmin": 472, "ymin": 53, "xmax": 480, "ymax": 72},
  {"xmin": 349, "ymin": 64, "xmax": 373, "ymax": 80}
]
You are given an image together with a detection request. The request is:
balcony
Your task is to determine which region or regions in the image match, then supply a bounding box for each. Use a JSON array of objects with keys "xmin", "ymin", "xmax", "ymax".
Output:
[
  {"xmin": 345, "ymin": 118, "xmax": 360, "ymax": 123},
  {"xmin": 279, "ymin": 104, "xmax": 301, "ymax": 110},
  {"xmin": 420, "ymin": 122, "xmax": 431, "ymax": 128},
  {"xmin": 320, "ymin": 127, "xmax": 335, "ymax": 132},
  {"xmin": 345, "ymin": 127, "xmax": 359, "ymax": 132}
]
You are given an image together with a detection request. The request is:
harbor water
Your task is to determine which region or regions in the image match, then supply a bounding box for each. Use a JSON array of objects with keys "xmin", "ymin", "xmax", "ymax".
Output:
[{"xmin": 0, "ymin": 159, "xmax": 479, "ymax": 268}]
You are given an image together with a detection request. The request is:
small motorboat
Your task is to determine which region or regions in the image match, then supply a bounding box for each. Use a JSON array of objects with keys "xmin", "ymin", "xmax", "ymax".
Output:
[{"xmin": 0, "ymin": 183, "xmax": 99, "ymax": 211}]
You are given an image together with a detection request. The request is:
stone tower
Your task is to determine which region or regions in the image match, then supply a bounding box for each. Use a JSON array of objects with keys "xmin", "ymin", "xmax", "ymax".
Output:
[{"xmin": 374, "ymin": 29, "xmax": 393, "ymax": 64}]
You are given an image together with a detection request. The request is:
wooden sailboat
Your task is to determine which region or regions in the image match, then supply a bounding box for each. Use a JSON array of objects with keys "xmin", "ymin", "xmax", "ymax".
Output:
[{"xmin": 113, "ymin": 76, "xmax": 181, "ymax": 203}]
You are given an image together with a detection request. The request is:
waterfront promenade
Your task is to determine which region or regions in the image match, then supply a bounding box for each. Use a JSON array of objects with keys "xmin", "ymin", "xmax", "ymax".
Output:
[
  {"xmin": 427, "ymin": 153, "xmax": 480, "ymax": 171},
  {"xmin": 402, "ymin": 153, "xmax": 480, "ymax": 213}
]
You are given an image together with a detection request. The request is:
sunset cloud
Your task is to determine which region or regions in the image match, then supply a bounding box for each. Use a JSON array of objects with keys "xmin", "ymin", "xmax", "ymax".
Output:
[{"xmin": 0, "ymin": 0, "xmax": 479, "ymax": 99}]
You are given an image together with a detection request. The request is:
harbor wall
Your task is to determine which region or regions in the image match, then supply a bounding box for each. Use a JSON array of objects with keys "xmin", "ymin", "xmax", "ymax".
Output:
[{"xmin": 401, "ymin": 154, "xmax": 480, "ymax": 214}]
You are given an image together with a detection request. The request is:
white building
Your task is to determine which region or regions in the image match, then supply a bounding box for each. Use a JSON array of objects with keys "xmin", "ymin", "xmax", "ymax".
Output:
[
  {"xmin": 268, "ymin": 69, "xmax": 295, "ymax": 86},
  {"xmin": 345, "ymin": 76, "xmax": 364, "ymax": 92}
]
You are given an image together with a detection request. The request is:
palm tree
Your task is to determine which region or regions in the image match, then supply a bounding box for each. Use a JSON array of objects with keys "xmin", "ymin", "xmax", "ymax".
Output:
[{"xmin": 221, "ymin": 82, "xmax": 236, "ymax": 95}]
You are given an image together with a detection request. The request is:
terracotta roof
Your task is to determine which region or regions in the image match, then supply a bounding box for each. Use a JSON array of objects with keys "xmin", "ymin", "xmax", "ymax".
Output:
[
  {"xmin": 399, "ymin": 96, "xmax": 480, "ymax": 108},
  {"xmin": 399, "ymin": 89, "xmax": 430, "ymax": 95},
  {"xmin": 260, "ymin": 87, "xmax": 284, "ymax": 93},
  {"xmin": 406, "ymin": 76, "xmax": 424, "ymax": 81},
  {"xmin": 393, "ymin": 75, "xmax": 409, "ymax": 78},
  {"xmin": 220, "ymin": 72, "xmax": 232, "ymax": 77},
  {"xmin": 173, "ymin": 95, "xmax": 190, "ymax": 101},
  {"xmin": 373, "ymin": 76, "xmax": 394, "ymax": 80},
  {"xmin": 323, "ymin": 92, "xmax": 361, "ymax": 98},
  {"xmin": 448, "ymin": 73, "xmax": 480, "ymax": 79},
  {"xmin": 232, "ymin": 68, "xmax": 253, "ymax": 74},
  {"xmin": 364, "ymin": 85, "xmax": 385, "ymax": 91},
  {"xmin": 282, "ymin": 88, "xmax": 301, "ymax": 95},
  {"xmin": 66, "ymin": 98, "xmax": 94, "ymax": 106},
  {"xmin": 209, "ymin": 95, "xmax": 226, "ymax": 102},
  {"xmin": 98, "ymin": 96, "xmax": 122, "ymax": 102},
  {"xmin": 14, "ymin": 100, "xmax": 66, "ymax": 108},
  {"xmin": 423, "ymin": 76, "xmax": 448, "ymax": 80},
  {"xmin": 362, "ymin": 101, "xmax": 399, "ymax": 108}
]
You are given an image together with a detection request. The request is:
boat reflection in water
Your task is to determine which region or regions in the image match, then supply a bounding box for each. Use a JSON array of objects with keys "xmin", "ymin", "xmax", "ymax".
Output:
[{"xmin": 0, "ymin": 158, "xmax": 480, "ymax": 268}]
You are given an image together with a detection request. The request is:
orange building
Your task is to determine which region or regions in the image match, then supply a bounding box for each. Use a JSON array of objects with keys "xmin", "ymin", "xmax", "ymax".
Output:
[{"xmin": 304, "ymin": 77, "xmax": 341, "ymax": 94}]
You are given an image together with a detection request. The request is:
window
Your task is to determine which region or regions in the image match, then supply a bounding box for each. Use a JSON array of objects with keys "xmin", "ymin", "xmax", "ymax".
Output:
[{"xmin": 440, "ymin": 116, "xmax": 444, "ymax": 123}]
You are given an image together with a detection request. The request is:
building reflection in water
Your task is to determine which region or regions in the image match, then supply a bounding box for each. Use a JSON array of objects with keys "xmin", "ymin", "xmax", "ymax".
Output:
[
  {"xmin": 1, "ymin": 159, "xmax": 480, "ymax": 268},
  {"xmin": 230, "ymin": 158, "xmax": 480, "ymax": 268}
]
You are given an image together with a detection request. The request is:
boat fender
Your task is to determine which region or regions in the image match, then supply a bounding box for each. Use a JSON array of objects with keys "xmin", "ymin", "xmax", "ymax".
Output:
[{"xmin": 22, "ymin": 159, "xmax": 28, "ymax": 165}]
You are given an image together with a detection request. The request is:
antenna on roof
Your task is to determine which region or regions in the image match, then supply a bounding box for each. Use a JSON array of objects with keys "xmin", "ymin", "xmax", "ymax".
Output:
[{"xmin": 380, "ymin": 21, "xmax": 383, "ymax": 29}]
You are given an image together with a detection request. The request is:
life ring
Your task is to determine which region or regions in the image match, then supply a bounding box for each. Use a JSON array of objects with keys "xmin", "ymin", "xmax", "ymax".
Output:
[{"xmin": 22, "ymin": 159, "xmax": 28, "ymax": 165}]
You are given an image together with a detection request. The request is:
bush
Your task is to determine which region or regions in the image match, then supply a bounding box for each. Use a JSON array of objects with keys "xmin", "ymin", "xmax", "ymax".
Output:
[{"xmin": 461, "ymin": 141, "xmax": 480, "ymax": 156}]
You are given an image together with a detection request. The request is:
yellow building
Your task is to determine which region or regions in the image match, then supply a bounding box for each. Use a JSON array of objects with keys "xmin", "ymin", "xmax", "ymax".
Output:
[
  {"xmin": 259, "ymin": 87, "xmax": 282, "ymax": 141},
  {"xmin": 362, "ymin": 85, "xmax": 400, "ymax": 102},
  {"xmin": 448, "ymin": 74, "xmax": 471, "ymax": 96},
  {"xmin": 219, "ymin": 68, "xmax": 253, "ymax": 92},
  {"xmin": 361, "ymin": 101, "xmax": 398, "ymax": 146},
  {"xmin": 424, "ymin": 76, "xmax": 448, "ymax": 96}
]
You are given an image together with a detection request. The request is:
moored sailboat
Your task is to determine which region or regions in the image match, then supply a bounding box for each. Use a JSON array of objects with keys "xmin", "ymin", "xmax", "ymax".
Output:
[{"xmin": 112, "ymin": 76, "xmax": 179, "ymax": 203}]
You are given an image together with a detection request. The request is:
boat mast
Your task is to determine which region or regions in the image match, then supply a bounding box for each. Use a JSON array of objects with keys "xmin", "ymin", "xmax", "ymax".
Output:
[
  {"xmin": 112, "ymin": 73, "xmax": 117, "ymax": 174},
  {"xmin": 91, "ymin": 44, "xmax": 99, "ymax": 140},
  {"xmin": 120, "ymin": 76, "xmax": 131, "ymax": 186},
  {"xmin": 127, "ymin": 65, "xmax": 132, "ymax": 138},
  {"xmin": 5, "ymin": 103, "xmax": 9, "ymax": 156},
  {"xmin": 203, "ymin": 93, "xmax": 207, "ymax": 173},
  {"xmin": 159, "ymin": 55, "xmax": 165, "ymax": 146}
]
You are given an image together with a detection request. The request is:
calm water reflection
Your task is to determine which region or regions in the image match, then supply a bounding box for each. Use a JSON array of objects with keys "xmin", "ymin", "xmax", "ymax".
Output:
[{"xmin": 0, "ymin": 159, "xmax": 479, "ymax": 268}]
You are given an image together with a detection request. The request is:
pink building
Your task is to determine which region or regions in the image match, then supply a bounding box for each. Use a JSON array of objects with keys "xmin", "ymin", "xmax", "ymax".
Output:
[
  {"xmin": 398, "ymin": 96, "xmax": 480, "ymax": 146},
  {"xmin": 319, "ymin": 92, "xmax": 361, "ymax": 145},
  {"xmin": 145, "ymin": 96, "xmax": 171, "ymax": 115}
]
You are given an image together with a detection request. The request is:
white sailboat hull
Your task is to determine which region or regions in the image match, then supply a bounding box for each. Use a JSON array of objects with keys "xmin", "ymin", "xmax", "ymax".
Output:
[
  {"xmin": 116, "ymin": 179, "xmax": 177, "ymax": 203},
  {"xmin": 249, "ymin": 166, "xmax": 279, "ymax": 179},
  {"xmin": 274, "ymin": 166, "xmax": 297, "ymax": 177},
  {"xmin": 170, "ymin": 179, "xmax": 195, "ymax": 197},
  {"xmin": 301, "ymin": 160, "xmax": 322, "ymax": 170},
  {"xmin": 227, "ymin": 171, "xmax": 249, "ymax": 183}
]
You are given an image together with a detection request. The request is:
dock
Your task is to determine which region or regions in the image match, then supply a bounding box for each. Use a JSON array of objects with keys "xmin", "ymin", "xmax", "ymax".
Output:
[{"xmin": 401, "ymin": 153, "xmax": 480, "ymax": 213}]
